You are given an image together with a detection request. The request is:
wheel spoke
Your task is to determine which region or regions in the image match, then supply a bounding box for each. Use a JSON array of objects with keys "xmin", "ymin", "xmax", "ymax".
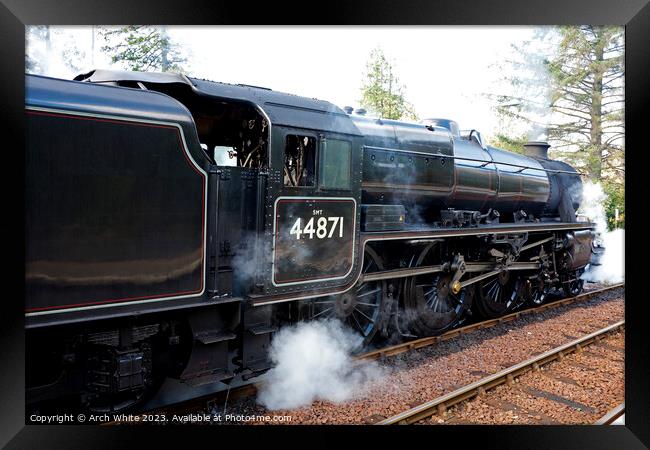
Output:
[
  {"xmin": 312, "ymin": 307, "xmax": 333, "ymax": 319},
  {"xmin": 363, "ymin": 258, "xmax": 375, "ymax": 274},
  {"xmin": 356, "ymin": 301, "xmax": 379, "ymax": 308},
  {"xmin": 357, "ymin": 288, "xmax": 381, "ymax": 298},
  {"xmin": 487, "ymin": 281, "xmax": 498, "ymax": 299},
  {"xmin": 354, "ymin": 307, "xmax": 375, "ymax": 323},
  {"xmin": 432, "ymin": 295, "xmax": 440, "ymax": 312},
  {"xmin": 426, "ymin": 293, "xmax": 437, "ymax": 308},
  {"xmin": 350, "ymin": 311, "xmax": 366, "ymax": 335}
]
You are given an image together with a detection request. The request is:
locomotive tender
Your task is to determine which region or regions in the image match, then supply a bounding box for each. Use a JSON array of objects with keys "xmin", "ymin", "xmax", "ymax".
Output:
[{"xmin": 26, "ymin": 70, "xmax": 595, "ymax": 412}]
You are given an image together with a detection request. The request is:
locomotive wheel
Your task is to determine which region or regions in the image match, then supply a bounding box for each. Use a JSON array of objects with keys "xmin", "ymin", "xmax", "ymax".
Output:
[
  {"xmin": 525, "ymin": 275, "xmax": 550, "ymax": 306},
  {"xmin": 474, "ymin": 271, "xmax": 520, "ymax": 318},
  {"xmin": 404, "ymin": 273, "xmax": 471, "ymax": 337},
  {"xmin": 308, "ymin": 247, "xmax": 386, "ymax": 346},
  {"xmin": 562, "ymin": 271, "xmax": 585, "ymax": 297}
]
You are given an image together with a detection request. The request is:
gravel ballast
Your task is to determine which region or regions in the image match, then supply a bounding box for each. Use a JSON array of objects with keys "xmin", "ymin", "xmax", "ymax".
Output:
[{"xmin": 212, "ymin": 284, "xmax": 624, "ymax": 425}]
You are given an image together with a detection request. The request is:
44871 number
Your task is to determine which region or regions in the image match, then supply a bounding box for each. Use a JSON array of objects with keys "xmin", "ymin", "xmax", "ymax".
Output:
[{"xmin": 289, "ymin": 216, "xmax": 344, "ymax": 240}]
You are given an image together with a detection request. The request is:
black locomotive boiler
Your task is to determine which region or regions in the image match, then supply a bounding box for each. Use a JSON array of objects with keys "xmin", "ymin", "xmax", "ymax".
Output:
[{"xmin": 25, "ymin": 70, "xmax": 596, "ymax": 413}]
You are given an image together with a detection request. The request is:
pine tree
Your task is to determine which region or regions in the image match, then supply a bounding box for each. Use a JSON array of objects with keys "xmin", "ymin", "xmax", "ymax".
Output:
[
  {"xmin": 492, "ymin": 27, "xmax": 623, "ymax": 182},
  {"xmin": 25, "ymin": 26, "xmax": 51, "ymax": 73},
  {"xmin": 100, "ymin": 26, "xmax": 188, "ymax": 73},
  {"xmin": 487, "ymin": 133, "xmax": 529, "ymax": 155},
  {"xmin": 360, "ymin": 48, "xmax": 418, "ymax": 121},
  {"xmin": 547, "ymin": 26, "xmax": 624, "ymax": 183},
  {"xmin": 489, "ymin": 26, "xmax": 624, "ymax": 229}
]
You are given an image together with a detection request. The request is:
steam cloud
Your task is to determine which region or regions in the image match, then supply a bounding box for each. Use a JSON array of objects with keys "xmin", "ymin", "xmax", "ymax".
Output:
[
  {"xmin": 256, "ymin": 319, "xmax": 385, "ymax": 410},
  {"xmin": 579, "ymin": 181, "xmax": 624, "ymax": 284}
]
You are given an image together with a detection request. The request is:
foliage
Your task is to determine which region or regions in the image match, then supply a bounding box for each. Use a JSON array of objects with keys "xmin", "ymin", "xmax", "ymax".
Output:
[
  {"xmin": 489, "ymin": 26, "xmax": 624, "ymax": 228},
  {"xmin": 25, "ymin": 26, "xmax": 88, "ymax": 75},
  {"xmin": 487, "ymin": 133, "xmax": 528, "ymax": 154},
  {"xmin": 100, "ymin": 26, "xmax": 188, "ymax": 73},
  {"xmin": 602, "ymin": 180, "xmax": 625, "ymax": 230},
  {"xmin": 546, "ymin": 26, "xmax": 624, "ymax": 183},
  {"xmin": 25, "ymin": 26, "xmax": 51, "ymax": 73},
  {"xmin": 360, "ymin": 48, "xmax": 418, "ymax": 121}
]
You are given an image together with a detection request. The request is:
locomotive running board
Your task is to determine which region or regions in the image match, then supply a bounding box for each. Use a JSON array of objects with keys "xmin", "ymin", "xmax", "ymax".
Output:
[{"xmin": 359, "ymin": 221, "xmax": 594, "ymax": 242}]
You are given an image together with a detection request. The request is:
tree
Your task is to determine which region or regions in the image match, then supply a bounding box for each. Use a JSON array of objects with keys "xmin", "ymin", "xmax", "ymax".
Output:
[
  {"xmin": 25, "ymin": 26, "xmax": 51, "ymax": 73},
  {"xmin": 360, "ymin": 48, "xmax": 418, "ymax": 121},
  {"xmin": 487, "ymin": 28, "xmax": 556, "ymax": 145},
  {"xmin": 603, "ymin": 180, "xmax": 625, "ymax": 229},
  {"xmin": 487, "ymin": 133, "xmax": 528, "ymax": 155},
  {"xmin": 100, "ymin": 26, "xmax": 188, "ymax": 73},
  {"xmin": 490, "ymin": 26, "xmax": 624, "ymax": 230},
  {"xmin": 547, "ymin": 26, "xmax": 624, "ymax": 184},
  {"xmin": 26, "ymin": 26, "xmax": 87, "ymax": 76}
]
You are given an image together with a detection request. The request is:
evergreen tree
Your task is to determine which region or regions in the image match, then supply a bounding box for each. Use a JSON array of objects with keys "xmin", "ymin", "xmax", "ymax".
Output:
[
  {"xmin": 100, "ymin": 26, "xmax": 188, "ymax": 72},
  {"xmin": 25, "ymin": 26, "xmax": 51, "ymax": 73},
  {"xmin": 492, "ymin": 27, "xmax": 623, "ymax": 182},
  {"xmin": 360, "ymin": 47, "xmax": 418, "ymax": 121},
  {"xmin": 490, "ymin": 26, "xmax": 624, "ymax": 229},
  {"xmin": 487, "ymin": 133, "xmax": 528, "ymax": 155},
  {"xmin": 547, "ymin": 26, "xmax": 624, "ymax": 183}
]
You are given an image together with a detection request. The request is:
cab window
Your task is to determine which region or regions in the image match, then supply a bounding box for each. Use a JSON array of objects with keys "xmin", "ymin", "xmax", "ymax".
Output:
[
  {"xmin": 284, "ymin": 135, "xmax": 316, "ymax": 187},
  {"xmin": 319, "ymin": 138, "xmax": 351, "ymax": 190}
]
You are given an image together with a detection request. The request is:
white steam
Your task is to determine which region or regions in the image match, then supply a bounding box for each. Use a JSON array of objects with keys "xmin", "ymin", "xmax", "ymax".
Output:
[
  {"xmin": 579, "ymin": 181, "xmax": 624, "ymax": 284},
  {"xmin": 256, "ymin": 319, "xmax": 385, "ymax": 410}
]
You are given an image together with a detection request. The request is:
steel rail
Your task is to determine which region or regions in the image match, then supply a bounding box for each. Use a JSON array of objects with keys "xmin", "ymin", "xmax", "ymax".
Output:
[
  {"xmin": 358, "ymin": 283, "xmax": 623, "ymax": 362},
  {"xmin": 376, "ymin": 320, "xmax": 625, "ymax": 425},
  {"xmin": 594, "ymin": 403, "xmax": 625, "ymax": 425},
  {"xmin": 105, "ymin": 284, "xmax": 623, "ymax": 424}
]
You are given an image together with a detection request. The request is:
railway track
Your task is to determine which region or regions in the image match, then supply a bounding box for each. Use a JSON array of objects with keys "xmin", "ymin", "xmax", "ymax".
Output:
[
  {"xmin": 359, "ymin": 283, "xmax": 623, "ymax": 362},
  {"xmin": 107, "ymin": 283, "xmax": 623, "ymax": 424},
  {"xmin": 376, "ymin": 320, "xmax": 624, "ymax": 425},
  {"xmin": 595, "ymin": 403, "xmax": 625, "ymax": 425}
]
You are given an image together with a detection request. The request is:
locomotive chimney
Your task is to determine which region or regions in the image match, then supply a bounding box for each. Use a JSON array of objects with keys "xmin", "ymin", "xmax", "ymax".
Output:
[{"xmin": 523, "ymin": 141, "xmax": 551, "ymax": 159}]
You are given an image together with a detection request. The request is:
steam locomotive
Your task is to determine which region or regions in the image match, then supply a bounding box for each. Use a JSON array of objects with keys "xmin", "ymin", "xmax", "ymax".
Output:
[{"xmin": 26, "ymin": 70, "xmax": 595, "ymax": 413}]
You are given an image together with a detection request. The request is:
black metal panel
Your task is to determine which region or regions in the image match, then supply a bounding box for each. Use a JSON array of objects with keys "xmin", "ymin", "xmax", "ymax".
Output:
[
  {"xmin": 215, "ymin": 167, "xmax": 265, "ymax": 296},
  {"xmin": 564, "ymin": 230, "xmax": 595, "ymax": 269},
  {"xmin": 272, "ymin": 198, "xmax": 356, "ymax": 286},
  {"xmin": 536, "ymin": 158, "xmax": 582, "ymax": 217},
  {"xmin": 75, "ymin": 69, "xmax": 364, "ymax": 137},
  {"xmin": 361, "ymin": 204, "xmax": 406, "ymax": 231},
  {"xmin": 25, "ymin": 76, "xmax": 208, "ymax": 317},
  {"xmin": 357, "ymin": 117, "xmax": 455, "ymax": 217},
  {"xmin": 260, "ymin": 125, "xmax": 364, "ymax": 296},
  {"xmin": 353, "ymin": 111, "xmax": 553, "ymax": 221},
  {"xmin": 486, "ymin": 146, "xmax": 550, "ymax": 216},
  {"xmin": 451, "ymin": 139, "xmax": 498, "ymax": 211}
]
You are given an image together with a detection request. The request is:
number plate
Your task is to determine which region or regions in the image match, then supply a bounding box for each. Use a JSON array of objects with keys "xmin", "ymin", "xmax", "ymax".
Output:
[{"xmin": 272, "ymin": 197, "xmax": 356, "ymax": 286}]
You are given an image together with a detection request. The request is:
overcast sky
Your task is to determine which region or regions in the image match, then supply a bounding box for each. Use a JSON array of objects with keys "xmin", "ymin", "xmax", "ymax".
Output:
[{"xmin": 27, "ymin": 26, "xmax": 551, "ymax": 139}]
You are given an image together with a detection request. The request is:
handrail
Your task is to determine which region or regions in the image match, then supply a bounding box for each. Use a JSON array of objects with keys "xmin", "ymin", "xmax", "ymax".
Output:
[{"xmin": 363, "ymin": 145, "xmax": 584, "ymax": 176}]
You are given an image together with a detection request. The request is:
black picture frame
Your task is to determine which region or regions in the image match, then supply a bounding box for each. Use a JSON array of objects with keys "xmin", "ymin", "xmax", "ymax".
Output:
[{"xmin": 1, "ymin": 1, "xmax": 647, "ymax": 447}]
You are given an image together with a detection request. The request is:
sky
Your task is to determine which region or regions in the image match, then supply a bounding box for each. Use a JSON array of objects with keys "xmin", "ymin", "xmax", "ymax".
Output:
[{"xmin": 27, "ymin": 26, "xmax": 551, "ymax": 139}]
